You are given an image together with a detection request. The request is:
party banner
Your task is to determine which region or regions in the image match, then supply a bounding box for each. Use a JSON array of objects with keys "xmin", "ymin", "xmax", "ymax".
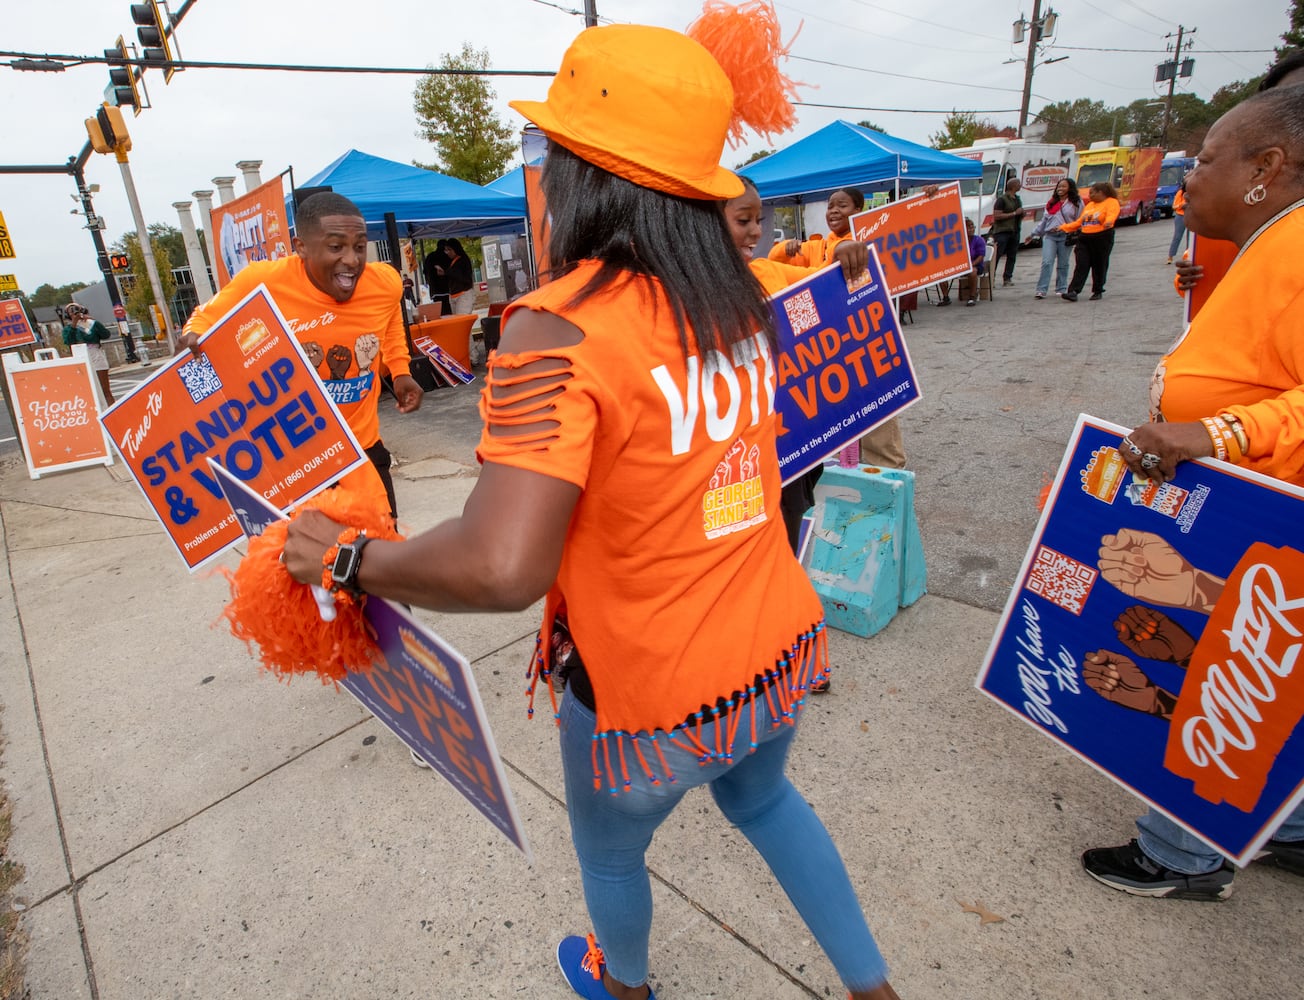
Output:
[
  {"xmin": 771, "ymin": 250, "xmax": 920, "ymax": 483},
  {"xmin": 211, "ymin": 175, "xmax": 289, "ymax": 288},
  {"xmin": 209, "ymin": 460, "xmax": 531, "ymax": 859},
  {"xmin": 848, "ymin": 183, "xmax": 972, "ymax": 297},
  {"xmin": 1183, "ymin": 233, "xmax": 1238, "ymax": 325},
  {"xmin": 2, "ymin": 346, "xmax": 114, "ymax": 478},
  {"xmin": 100, "ymin": 285, "xmax": 367, "ymax": 570},
  {"xmin": 0, "ymin": 298, "xmax": 37, "ymax": 349},
  {"xmin": 977, "ymin": 414, "xmax": 1304, "ymax": 866}
]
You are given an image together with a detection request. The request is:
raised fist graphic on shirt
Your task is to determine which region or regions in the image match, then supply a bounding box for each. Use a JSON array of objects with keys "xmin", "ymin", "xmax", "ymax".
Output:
[
  {"xmin": 354, "ymin": 333, "xmax": 380, "ymax": 373},
  {"xmin": 302, "ymin": 341, "xmax": 324, "ymax": 370},
  {"xmin": 326, "ymin": 344, "xmax": 352, "ymax": 380}
]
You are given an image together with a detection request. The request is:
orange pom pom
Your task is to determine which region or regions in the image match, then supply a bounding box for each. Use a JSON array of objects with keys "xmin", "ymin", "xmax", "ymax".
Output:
[
  {"xmin": 687, "ymin": 0, "xmax": 804, "ymax": 146},
  {"xmin": 220, "ymin": 486, "xmax": 404, "ymax": 684}
]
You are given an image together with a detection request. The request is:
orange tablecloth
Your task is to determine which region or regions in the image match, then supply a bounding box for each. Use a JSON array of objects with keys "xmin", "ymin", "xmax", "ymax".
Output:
[{"xmin": 409, "ymin": 315, "xmax": 475, "ymax": 370}]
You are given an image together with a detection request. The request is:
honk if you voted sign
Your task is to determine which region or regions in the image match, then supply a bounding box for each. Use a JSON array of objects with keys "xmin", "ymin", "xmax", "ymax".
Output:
[
  {"xmin": 3, "ymin": 347, "xmax": 114, "ymax": 479},
  {"xmin": 977, "ymin": 414, "xmax": 1304, "ymax": 866}
]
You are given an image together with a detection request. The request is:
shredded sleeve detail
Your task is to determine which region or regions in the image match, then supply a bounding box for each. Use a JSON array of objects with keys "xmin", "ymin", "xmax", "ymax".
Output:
[{"xmin": 476, "ymin": 348, "xmax": 598, "ymax": 491}]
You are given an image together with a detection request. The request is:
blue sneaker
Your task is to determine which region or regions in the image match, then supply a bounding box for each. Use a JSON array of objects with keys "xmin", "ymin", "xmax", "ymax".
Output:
[{"xmin": 556, "ymin": 934, "xmax": 656, "ymax": 999}]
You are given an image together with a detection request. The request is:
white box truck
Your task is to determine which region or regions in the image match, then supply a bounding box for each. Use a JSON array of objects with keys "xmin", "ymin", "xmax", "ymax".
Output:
[{"xmin": 942, "ymin": 138, "xmax": 1077, "ymax": 233}]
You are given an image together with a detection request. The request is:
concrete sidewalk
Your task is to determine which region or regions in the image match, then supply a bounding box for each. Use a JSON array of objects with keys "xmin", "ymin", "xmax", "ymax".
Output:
[{"xmin": 2, "ymin": 223, "xmax": 1299, "ymax": 1000}]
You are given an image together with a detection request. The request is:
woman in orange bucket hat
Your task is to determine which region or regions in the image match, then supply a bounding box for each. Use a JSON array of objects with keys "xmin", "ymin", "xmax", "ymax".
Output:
[{"xmin": 286, "ymin": 7, "xmax": 901, "ymax": 999}]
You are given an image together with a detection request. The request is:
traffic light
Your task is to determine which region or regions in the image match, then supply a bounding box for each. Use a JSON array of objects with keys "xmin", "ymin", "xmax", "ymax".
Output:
[
  {"xmin": 85, "ymin": 103, "xmax": 132, "ymax": 155},
  {"xmin": 109, "ymin": 253, "xmax": 131, "ymax": 271},
  {"xmin": 131, "ymin": 1, "xmax": 175, "ymax": 82},
  {"xmin": 105, "ymin": 36, "xmax": 143, "ymax": 114}
]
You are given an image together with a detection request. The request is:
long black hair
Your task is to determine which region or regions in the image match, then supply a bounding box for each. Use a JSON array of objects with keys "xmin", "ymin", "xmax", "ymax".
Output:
[
  {"xmin": 1054, "ymin": 177, "xmax": 1082, "ymax": 208},
  {"xmin": 542, "ymin": 143, "xmax": 774, "ymax": 359}
]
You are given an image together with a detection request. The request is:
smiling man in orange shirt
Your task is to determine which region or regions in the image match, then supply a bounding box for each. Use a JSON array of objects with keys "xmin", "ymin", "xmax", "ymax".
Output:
[{"xmin": 182, "ymin": 192, "xmax": 422, "ymax": 518}]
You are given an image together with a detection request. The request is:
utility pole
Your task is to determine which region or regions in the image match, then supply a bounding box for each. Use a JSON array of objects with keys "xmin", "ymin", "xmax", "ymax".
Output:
[
  {"xmin": 583, "ymin": 0, "xmax": 597, "ymax": 28},
  {"xmin": 1018, "ymin": 0, "xmax": 1042, "ymax": 138},
  {"xmin": 117, "ymin": 149, "xmax": 176, "ymax": 352},
  {"xmin": 86, "ymin": 104, "xmax": 176, "ymax": 352},
  {"xmin": 1158, "ymin": 25, "xmax": 1195, "ymax": 151}
]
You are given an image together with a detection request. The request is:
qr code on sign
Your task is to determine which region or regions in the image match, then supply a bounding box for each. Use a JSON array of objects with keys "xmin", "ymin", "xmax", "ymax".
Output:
[
  {"xmin": 1025, "ymin": 544, "xmax": 1097, "ymax": 615},
  {"xmin": 178, "ymin": 354, "xmax": 223, "ymax": 403},
  {"xmin": 783, "ymin": 289, "xmax": 820, "ymax": 336}
]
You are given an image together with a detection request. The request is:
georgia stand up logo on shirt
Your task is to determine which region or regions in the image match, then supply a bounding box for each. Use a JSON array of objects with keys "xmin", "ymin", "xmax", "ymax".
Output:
[{"xmin": 701, "ymin": 437, "xmax": 767, "ymax": 540}]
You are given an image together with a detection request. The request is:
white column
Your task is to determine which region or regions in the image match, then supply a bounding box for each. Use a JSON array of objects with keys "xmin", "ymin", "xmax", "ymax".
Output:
[
  {"xmin": 213, "ymin": 176, "xmax": 238, "ymax": 205},
  {"xmin": 236, "ymin": 160, "xmax": 264, "ymax": 193},
  {"xmin": 192, "ymin": 189, "xmax": 216, "ymax": 270},
  {"xmin": 173, "ymin": 200, "xmax": 216, "ymax": 301}
]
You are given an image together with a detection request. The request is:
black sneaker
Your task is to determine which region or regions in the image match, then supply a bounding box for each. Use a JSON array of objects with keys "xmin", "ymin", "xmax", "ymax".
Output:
[
  {"xmin": 1254, "ymin": 838, "xmax": 1304, "ymax": 875},
  {"xmin": 1081, "ymin": 840, "xmax": 1233, "ymax": 900},
  {"xmin": 1061, "ymin": 291, "xmax": 1078, "ymax": 302}
]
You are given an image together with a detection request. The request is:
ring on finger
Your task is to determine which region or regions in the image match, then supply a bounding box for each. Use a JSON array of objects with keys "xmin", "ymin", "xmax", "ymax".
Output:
[
  {"xmin": 1120, "ymin": 437, "xmax": 1143, "ymax": 456},
  {"xmin": 1140, "ymin": 453, "xmax": 1162, "ymax": 471},
  {"xmin": 279, "ymin": 550, "xmax": 287, "ymax": 565}
]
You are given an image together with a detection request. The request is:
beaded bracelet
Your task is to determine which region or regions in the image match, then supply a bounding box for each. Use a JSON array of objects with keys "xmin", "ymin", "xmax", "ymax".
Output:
[{"xmin": 321, "ymin": 526, "xmax": 364, "ymax": 605}]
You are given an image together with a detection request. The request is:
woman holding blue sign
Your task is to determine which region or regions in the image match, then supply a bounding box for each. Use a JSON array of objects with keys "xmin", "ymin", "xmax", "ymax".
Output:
[
  {"xmin": 284, "ymin": 12, "xmax": 902, "ymax": 1000},
  {"xmin": 1081, "ymin": 84, "xmax": 1304, "ymax": 902}
]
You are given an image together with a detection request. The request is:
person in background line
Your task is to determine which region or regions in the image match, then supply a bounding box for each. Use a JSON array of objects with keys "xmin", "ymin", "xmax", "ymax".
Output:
[
  {"xmin": 443, "ymin": 238, "xmax": 475, "ymax": 315},
  {"xmin": 1029, "ymin": 178, "xmax": 1081, "ymax": 299},
  {"xmin": 285, "ymin": 19, "xmax": 903, "ymax": 1000},
  {"xmin": 1167, "ymin": 180, "xmax": 1187, "ymax": 264},
  {"xmin": 1058, "ymin": 182, "xmax": 1120, "ymax": 302},
  {"xmin": 935, "ymin": 217, "xmax": 987, "ymax": 307},
  {"xmin": 768, "ymin": 186, "xmax": 863, "ymax": 269},
  {"xmin": 423, "ymin": 239, "xmax": 452, "ymax": 315},
  {"xmin": 1079, "ymin": 85, "xmax": 1304, "ymax": 902},
  {"xmin": 990, "ymin": 177, "xmax": 1023, "ymax": 287},
  {"xmin": 61, "ymin": 303, "xmax": 115, "ymax": 405}
]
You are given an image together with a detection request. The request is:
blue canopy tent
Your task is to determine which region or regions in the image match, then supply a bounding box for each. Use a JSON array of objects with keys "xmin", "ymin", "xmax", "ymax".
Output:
[
  {"xmin": 741, "ymin": 121, "xmax": 982, "ymax": 203},
  {"xmin": 484, "ymin": 165, "xmax": 525, "ymax": 198},
  {"xmin": 298, "ymin": 150, "xmax": 527, "ymax": 239}
]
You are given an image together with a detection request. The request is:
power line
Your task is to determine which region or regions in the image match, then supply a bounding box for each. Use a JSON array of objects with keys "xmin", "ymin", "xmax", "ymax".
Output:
[
  {"xmin": 1115, "ymin": 0, "xmax": 1174, "ymax": 30},
  {"xmin": 1078, "ymin": 0, "xmax": 1161, "ymax": 36},
  {"xmin": 0, "ymin": 50, "xmax": 555, "ymax": 77},
  {"xmin": 1050, "ymin": 44, "xmax": 1273, "ymax": 53},
  {"xmin": 839, "ymin": 0, "xmax": 1010, "ymax": 43},
  {"xmin": 794, "ymin": 101, "xmax": 1021, "ymax": 114},
  {"xmin": 775, "ymin": 2, "xmax": 1006, "ymax": 55},
  {"xmin": 791, "ymin": 54, "xmax": 1034, "ymax": 95}
]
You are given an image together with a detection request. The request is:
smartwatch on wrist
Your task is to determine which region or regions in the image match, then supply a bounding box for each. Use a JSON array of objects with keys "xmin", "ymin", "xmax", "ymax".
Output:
[{"xmin": 330, "ymin": 532, "xmax": 371, "ymax": 596}]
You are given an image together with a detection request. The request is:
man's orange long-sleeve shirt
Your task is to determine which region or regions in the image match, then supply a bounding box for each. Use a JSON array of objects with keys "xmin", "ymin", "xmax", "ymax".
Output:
[{"xmin": 184, "ymin": 257, "xmax": 410, "ymax": 449}]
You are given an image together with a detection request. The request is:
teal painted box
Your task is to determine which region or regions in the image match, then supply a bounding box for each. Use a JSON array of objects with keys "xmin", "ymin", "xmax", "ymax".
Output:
[{"xmin": 803, "ymin": 466, "xmax": 926, "ymax": 637}]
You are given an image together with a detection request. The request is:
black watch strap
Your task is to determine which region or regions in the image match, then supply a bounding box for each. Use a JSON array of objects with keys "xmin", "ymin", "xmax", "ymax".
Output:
[{"xmin": 330, "ymin": 533, "xmax": 371, "ymax": 596}]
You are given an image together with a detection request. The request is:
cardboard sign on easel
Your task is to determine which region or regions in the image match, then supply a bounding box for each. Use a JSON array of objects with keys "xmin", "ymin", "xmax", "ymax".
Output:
[{"xmin": 2, "ymin": 346, "xmax": 114, "ymax": 478}]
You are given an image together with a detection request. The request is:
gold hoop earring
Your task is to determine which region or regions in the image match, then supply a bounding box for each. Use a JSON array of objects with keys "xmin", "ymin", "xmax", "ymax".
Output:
[{"xmin": 1243, "ymin": 184, "xmax": 1267, "ymax": 206}]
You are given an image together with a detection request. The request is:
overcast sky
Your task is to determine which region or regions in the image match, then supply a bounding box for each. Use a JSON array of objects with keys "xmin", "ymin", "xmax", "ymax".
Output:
[{"xmin": 0, "ymin": 0, "xmax": 1284, "ymax": 291}]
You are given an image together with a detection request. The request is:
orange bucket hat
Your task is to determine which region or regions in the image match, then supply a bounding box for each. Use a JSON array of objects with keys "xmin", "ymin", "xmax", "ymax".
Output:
[{"xmin": 510, "ymin": 24, "xmax": 741, "ymax": 200}]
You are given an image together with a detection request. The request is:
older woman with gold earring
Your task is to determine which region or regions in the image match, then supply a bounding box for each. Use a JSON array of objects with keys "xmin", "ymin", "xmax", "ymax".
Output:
[{"xmin": 1082, "ymin": 84, "xmax": 1304, "ymax": 901}]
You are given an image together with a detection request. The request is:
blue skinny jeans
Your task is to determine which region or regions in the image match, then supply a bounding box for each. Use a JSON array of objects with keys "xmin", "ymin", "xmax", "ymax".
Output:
[
  {"xmin": 1036, "ymin": 233, "xmax": 1073, "ymax": 295},
  {"xmin": 558, "ymin": 688, "xmax": 889, "ymax": 992},
  {"xmin": 1168, "ymin": 214, "xmax": 1187, "ymax": 259},
  {"xmin": 1137, "ymin": 801, "xmax": 1304, "ymax": 874}
]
